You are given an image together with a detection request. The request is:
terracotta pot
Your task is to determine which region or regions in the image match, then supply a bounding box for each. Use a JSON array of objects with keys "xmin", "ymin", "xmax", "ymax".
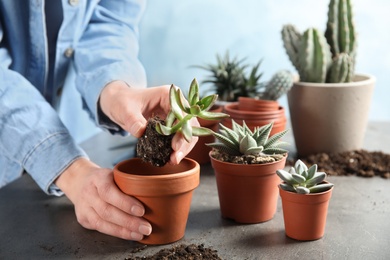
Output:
[
  {"xmin": 187, "ymin": 105, "xmax": 223, "ymax": 164},
  {"xmin": 288, "ymin": 73, "xmax": 375, "ymax": 156},
  {"xmin": 210, "ymin": 153, "xmax": 287, "ymax": 223},
  {"xmin": 113, "ymin": 158, "xmax": 200, "ymax": 245},
  {"xmin": 238, "ymin": 97, "xmax": 279, "ymax": 111},
  {"xmin": 279, "ymin": 184, "xmax": 333, "ymax": 241},
  {"xmin": 222, "ymin": 102, "xmax": 287, "ymax": 135}
]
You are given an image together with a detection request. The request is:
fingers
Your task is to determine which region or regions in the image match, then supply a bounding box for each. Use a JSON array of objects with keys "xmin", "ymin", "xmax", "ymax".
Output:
[
  {"xmin": 60, "ymin": 162, "xmax": 153, "ymax": 241},
  {"xmin": 170, "ymin": 117, "xmax": 200, "ymax": 164}
]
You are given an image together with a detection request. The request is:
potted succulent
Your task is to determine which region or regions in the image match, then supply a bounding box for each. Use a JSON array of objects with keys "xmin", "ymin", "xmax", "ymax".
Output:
[
  {"xmin": 207, "ymin": 120, "xmax": 288, "ymax": 223},
  {"xmin": 195, "ymin": 51, "xmax": 293, "ymax": 135},
  {"xmin": 282, "ymin": 0, "xmax": 376, "ymax": 156},
  {"xmin": 276, "ymin": 160, "xmax": 334, "ymax": 241},
  {"xmin": 114, "ymin": 78, "xmax": 229, "ymax": 245}
]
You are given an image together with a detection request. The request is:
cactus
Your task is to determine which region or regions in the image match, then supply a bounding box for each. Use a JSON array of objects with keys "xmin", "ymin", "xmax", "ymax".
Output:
[
  {"xmin": 260, "ymin": 70, "xmax": 294, "ymax": 100},
  {"xmin": 276, "ymin": 160, "xmax": 334, "ymax": 194},
  {"xmin": 207, "ymin": 120, "xmax": 288, "ymax": 161},
  {"xmin": 155, "ymin": 78, "xmax": 230, "ymax": 143},
  {"xmin": 281, "ymin": 0, "xmax": 357, "ymax": 83}
]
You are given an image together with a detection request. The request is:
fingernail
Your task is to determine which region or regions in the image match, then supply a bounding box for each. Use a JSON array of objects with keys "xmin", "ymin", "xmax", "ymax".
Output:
[
  {"xmin": 130, "ymin": 122, "xmax": 143, "ymax": 137},
  {"xmin": 139, "ymin": 224, "xmax": 152, "ymax": 236},
  {"xmin": 130, "ymin": 232, "xmax": 143, "ymax": 241},
  {"xmin": 131, "ymin": 205, "xmax": 144, "ymax": 216},
  {"xmin": 177, "ymin": 151, "xmax": 184, "ymax": 163}
]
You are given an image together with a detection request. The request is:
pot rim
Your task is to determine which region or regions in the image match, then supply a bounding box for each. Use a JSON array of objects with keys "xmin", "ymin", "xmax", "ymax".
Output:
[
  {"xmin": 294, "ymin": 73, "xmax": 376, "ymax": 88},
  {"xmin": 114, "ymin": 157, "xmax": 200, "ymax": 196},
  {"xmin": 224, "ymin": 103, "xmax": 285, "ymax": 117}
]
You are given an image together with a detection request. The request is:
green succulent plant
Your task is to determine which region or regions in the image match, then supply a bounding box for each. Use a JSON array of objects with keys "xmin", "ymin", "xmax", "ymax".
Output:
[
  {"xmin": 155, "ymin": 78, "xmax": 230, "ymax": 142},
  {"xmin": 281, "ymin": 0, "xmax": 356, "ymax": 83},
  {"xmin": 276, "ymin": 160, "xmax": 334, "ymax": 194},
  {"xmin": 207, "ymin": 120, "xmax": 288, "ymax": 157},
  {"xmin": 194, "ymin": 51, "xmax": 263, "ymax": 102},
  {"xmin": 195, "ymin": 51, "xmax": 293, "ymax": 102}
]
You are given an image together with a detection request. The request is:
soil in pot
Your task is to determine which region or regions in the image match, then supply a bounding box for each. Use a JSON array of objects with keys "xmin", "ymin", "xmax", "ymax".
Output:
[
  {"xmin": 136, "ymin": 116, "xmax": 173, "ymax": 167},
  {"xmin": 287, "ymin": 149, "xmax": 390, "ymax": 179}
]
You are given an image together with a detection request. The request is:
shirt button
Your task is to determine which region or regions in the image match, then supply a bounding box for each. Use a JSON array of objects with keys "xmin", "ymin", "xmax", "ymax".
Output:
[
  {"xmin": 69, "ymin": 0, "xmax": 79, "ymax": 6},
  {"xmin": 64, "ymin": 48, "xmax": 74, "ymax": 58}
]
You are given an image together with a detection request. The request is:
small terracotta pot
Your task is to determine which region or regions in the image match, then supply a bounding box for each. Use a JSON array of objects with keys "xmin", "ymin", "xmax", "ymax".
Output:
[
  {"xmin": 279, "ymin": 183, "xmax": 333, "ymax": 241},
  {"xmin": 222, "ymin": 102, "xmax": 287, "ymax": 135},
  {"xmin": 187, "ymin": 105, "xmax": 223, "ymax": 164},
  {"xmin": 113, "ymin": 158, "xmax": 200, "ymax": 245},
  {"xmin": 238, "ymin": 97, "xmax": 279, "ymax": 111},
  {"xmin": 210, "ymin": 153, "xmax": 287, "ymax": 223}
]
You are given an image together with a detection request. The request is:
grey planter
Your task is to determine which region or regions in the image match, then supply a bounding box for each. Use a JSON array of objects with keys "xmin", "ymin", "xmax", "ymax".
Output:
[{"xmin": 288, "ymin": 74, "xmax": 376, "ymax": 157}]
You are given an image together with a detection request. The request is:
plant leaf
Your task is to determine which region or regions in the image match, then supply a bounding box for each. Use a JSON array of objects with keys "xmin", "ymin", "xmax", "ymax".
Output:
[
  {"xmin": 156, "ymin": 123, "xmax": 174, "ymax": 135},
  {"xmin": 189, "ymin": 78, "xmax": 200, "ymax": 106},
  {"xmin": 181, "ymin": 120, "xmax": 193, "ymax": 143},
  {"xmin": 192, "ymin": 126, "xmax": 213, "ymax": 136},
  {"xmin": 306, "ymin": 172, "xmax": 326, "ymax": 187},
  {"xmin": 307, "ymin": 164, "xmax": 318, "ymax": 180},
  {"xmin": 207, "ymin": 143, "xmax": 241, "ymax": 156},
  {"xmin": 296, "ymin": 186, "xmax": 310, "ymax": 194},
  {"xmin": 198, "ymin": 111, "xmax": 229, "ymax": 120},
  {"xmin": 264, "ymin": 129, "xmax": 288, "ymax": 149},
  {"xmin": 291, "ymin": 172, "xmax": 306, "ymax": 184},
  {"xmin": 308, "ymin": 183, "xmax": 333, "ymax": 193},
  {"xmin": 169, "ymin": 85, "xmax": 184, "ymax": 120},
  {"xmin": 280, "ymin": 183, "xmax": 296, "ymax": 192},
  {"xmin": 199, "ymin": 94, "xmax": 217, "ymax": 111},
  {"xmin": 239, "ymin": 134, "xmax": 257, "ymax": 154}
]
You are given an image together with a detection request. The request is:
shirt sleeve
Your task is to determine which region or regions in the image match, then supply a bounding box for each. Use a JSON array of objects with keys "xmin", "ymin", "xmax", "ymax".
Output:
[{"xmin": 73, "ymin": 0, "xmax": 147, "ymax": 134}]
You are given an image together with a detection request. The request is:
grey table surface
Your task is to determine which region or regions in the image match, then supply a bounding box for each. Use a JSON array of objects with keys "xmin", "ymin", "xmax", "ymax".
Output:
[{"xmin": 1, "ymin": 122, "xmax": 389, "ymax": 259}]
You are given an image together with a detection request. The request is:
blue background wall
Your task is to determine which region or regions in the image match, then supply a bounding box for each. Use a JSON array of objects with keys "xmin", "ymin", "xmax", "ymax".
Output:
[{"xmin": 138, "ymin": 0, "xmax": 390, "ymax": 121}]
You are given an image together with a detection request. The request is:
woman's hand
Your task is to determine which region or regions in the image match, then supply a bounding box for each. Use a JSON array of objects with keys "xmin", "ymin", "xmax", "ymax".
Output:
[
  {"xmin": 99, "ymin": 80, "xmax": 199, "ymax": 164},
  {"xmin": 55, "ymin": 158, "xmax": 152, "ymax": 241}
]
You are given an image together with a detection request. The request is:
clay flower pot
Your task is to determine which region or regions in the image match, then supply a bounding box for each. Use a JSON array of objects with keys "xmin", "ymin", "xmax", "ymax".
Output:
[
  {"xmin": 210, "ymin": 153, "xmax": 287, "ymax": 223},
  {"xmin": 288, "ymin": 73, "xmax": 376, "ymax": 156},
  {"xmin": 279, "ymin": 183, "xmax": 333, "ymax": 241},
  {"xmin": 187, "ymin": 104, "xmax": 223, "ymax": 164},
  {"xmin": 238, "ymin": 97, "xmax": 279, "ymax": 111},
  {"xmin": 113, "ymin": 158, "xmax": 200, "ymax": 245},
  {"xmin": 222, "ymin": 102, "xmax": 287, "ymax": 135}
]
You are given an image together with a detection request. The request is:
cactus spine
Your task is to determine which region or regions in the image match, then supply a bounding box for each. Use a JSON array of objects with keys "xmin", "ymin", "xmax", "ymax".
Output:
[
  {"xmin": 281, "ymin": 0, "xmax": 357, "ymax": 83},
  {"xmin": 260, "ymin": 70, "xmax": 294, "ymax": 100}
]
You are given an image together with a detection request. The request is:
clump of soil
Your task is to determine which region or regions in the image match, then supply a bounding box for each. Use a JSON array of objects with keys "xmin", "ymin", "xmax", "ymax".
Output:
[
  {"xmin": 287, "ymin": 149, "xmax": 390, "ymax": 179},
  {"xmin": 126, "ymin": 244, "xmax": 222, "ymax": 260},
  {"xmin": 136, "ymin": 116, "xmax": 173, "ymax": 167},
  {"xmin": 210, "ymin": 149, "xmax": 285, "ymax": 164}
]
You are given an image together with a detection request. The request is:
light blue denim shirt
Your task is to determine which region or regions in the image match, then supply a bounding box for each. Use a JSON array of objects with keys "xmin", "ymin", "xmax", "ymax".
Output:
[{"xmin": 0, "ymin": 0, "xmax": 147, "ymax": 194}]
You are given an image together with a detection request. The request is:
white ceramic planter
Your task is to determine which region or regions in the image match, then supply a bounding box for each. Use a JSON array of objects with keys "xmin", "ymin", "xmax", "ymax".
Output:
[{"xmin": 288, "ymin": 74, "xmax": 375, "ymax": 156}]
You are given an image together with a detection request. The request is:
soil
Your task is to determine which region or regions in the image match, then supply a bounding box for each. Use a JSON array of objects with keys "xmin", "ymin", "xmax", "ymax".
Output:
[
  {"xmin": 210, "ymin": 149, "xmax": 285, "ymax": 164},
  {"xmin": 126, "ymin": 244, "xmax": 222, "ymax": 260},
  {"xmin": 287, "ymin": 149, "xmax": 390, "ymax": 179},
  {"xmin": 136, "ymin": 116, "xmax": 173, "ymax": 167}
]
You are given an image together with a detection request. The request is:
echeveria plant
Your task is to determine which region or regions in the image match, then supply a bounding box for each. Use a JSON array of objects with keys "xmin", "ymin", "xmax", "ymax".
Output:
[{"xmin": 277, "ymin": 160, "xmax": 334, "ymax": 194}]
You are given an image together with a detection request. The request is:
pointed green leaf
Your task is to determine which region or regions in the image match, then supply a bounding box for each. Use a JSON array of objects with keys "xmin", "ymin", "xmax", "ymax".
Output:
[
  {"xmin": 190, "ymin": 105, "xmax": 201, "ymax": 115},
  {"xmin": 181, "ymin": 120, "xmax": 193, "ymax": 143},
  {"xmin": 219, "ymin": 124, "xmax": 239, "ymax": 144},
  {"xmin": 176, "ymin": 88, "xmax": 191, "ymax": 114},
  {"xmin": 207, "ymin": 143, "xmax": 241, "ymax": 156},
  {"xmin": 199, "ymin": 94, "xmax": 217, "ymax": 111},
  {"xmin": 245, "ymin": 147, "xmax": 264, "ymax": 155},
  {"xmin": 239, "ymin": 134, "xmax": 257, "ymax": 154},
  {"xmin": 256, "ymin": 122, "xmax": 273, "ymax": 146},
  {"xmin": 213, "ymin": 132, "xmax": 239, "ymax": 152},
  {"xmin": 188, "ymin": 78, "xmax": 200, "ymax": 106},
  {"xmin": 192, "ymin": 126, "xmax": 213, "ymax": 136},
  {"xmin": 198, "ymin": 111, "xmax": 229, "ymax": 120},
  {"xmin": 169, "ymin": 85, "xmax": 184, "ymax": 120},
  {"xmin": 264, "ymin": 129, "xmax": 288, "ymax": 149},
  {"xmin": 262, "ymin": 147, "xmax": 288, "ymax": 155},
  {"xmin": 156, "ymin": 123, "xmax": 174, "ymax": 136},
  {"xmin": 165, "ymin": 111, "xmax": 176, "ymax": 127}
]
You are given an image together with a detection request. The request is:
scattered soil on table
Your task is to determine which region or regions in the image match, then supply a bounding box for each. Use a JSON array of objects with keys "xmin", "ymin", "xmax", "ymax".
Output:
[
  {"xmin": 287, "ymin": 149, "xmax": 390, "ymax": 179},
  {"xmin": 126, "ymin": 244, "xmax": 222, "ymax": 260},
  {"xmin": 136, "ymin": 116, "xmax": 173, "ymax": 167}
]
